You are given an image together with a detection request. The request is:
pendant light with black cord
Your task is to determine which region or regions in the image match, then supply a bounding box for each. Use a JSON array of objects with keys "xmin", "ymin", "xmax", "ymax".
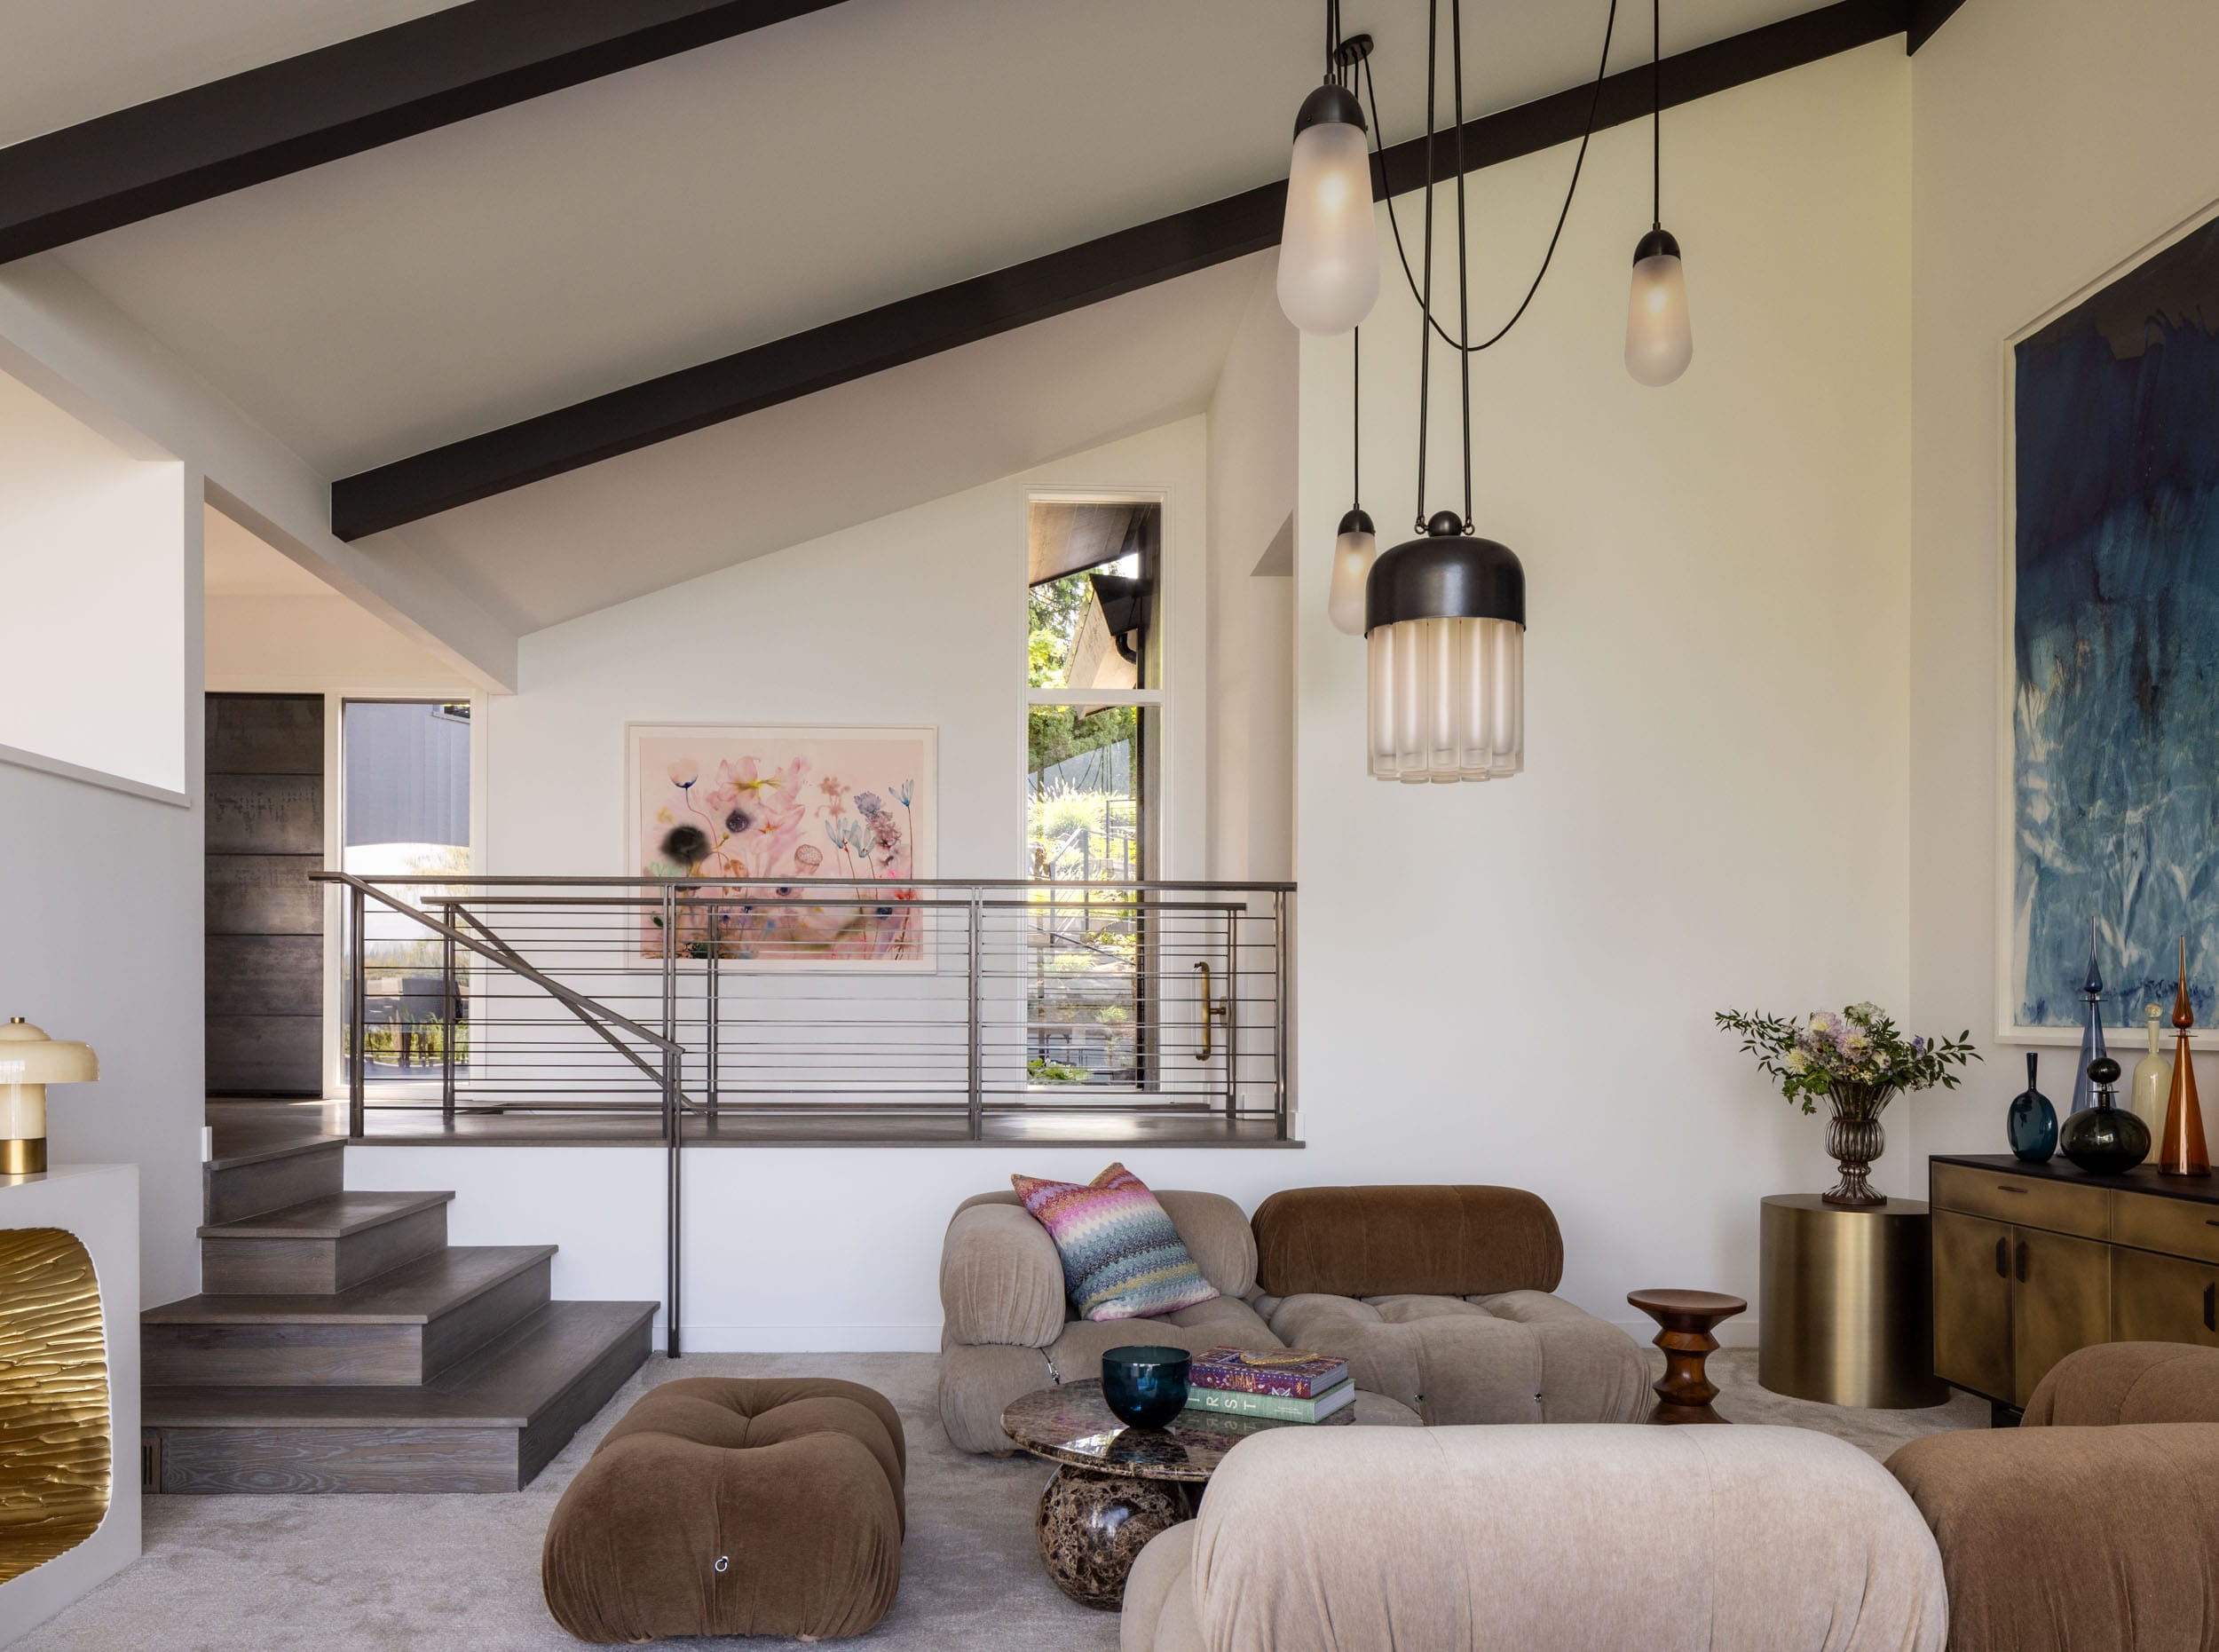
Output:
[
  {"xmin": 1625, "ymin": 0, "xmax": 1694, "ymax": 385},
  {"xmin": 1325, "ymin": 327, "xmax": 1378, "ymax": 635},
  {"xmin": 1363, "ymin": 0, "xmax": 1525, "ymax": 783},
  {"xmin": 1278, "ymin": 0, "xmax": 1380, "ymax": 335}
]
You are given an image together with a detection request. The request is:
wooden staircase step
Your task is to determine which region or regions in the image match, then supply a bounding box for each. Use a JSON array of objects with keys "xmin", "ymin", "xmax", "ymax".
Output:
[
  {"xmin": 202, "ymin": 1135, "xmax": 344, "ymax": 1225},
  {"xmin": 144, "ymin": 1245, "xmax": 556, "ymax": 1387},
  {"xmin": 144, "ymin": 1300, "xmax": 657, "ymax": 1492},
  {"xmin": 199, "ymin": 1190, "xmax": 455, "ymax": 1295}
]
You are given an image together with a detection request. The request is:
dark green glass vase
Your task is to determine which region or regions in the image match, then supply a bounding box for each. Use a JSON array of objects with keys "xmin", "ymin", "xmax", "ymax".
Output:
[{"xmin": 2061, "ymin": 1058, "xmax": 2150, "ymax": 1176}]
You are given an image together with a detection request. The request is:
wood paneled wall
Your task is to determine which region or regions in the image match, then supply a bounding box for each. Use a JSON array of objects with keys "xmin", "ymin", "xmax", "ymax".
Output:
[{"xmin": 204, "ymin": 694, "xmax": 324, "ymax": 1095}]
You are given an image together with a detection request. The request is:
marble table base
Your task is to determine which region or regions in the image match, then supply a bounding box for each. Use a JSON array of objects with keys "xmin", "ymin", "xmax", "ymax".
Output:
[{"xmin": 1035, "ymin": 1464, "xmax": 1193, "ymax": 1610}]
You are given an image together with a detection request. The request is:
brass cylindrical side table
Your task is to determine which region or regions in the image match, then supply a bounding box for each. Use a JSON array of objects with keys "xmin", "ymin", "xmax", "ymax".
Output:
[{"xmin": 1759, "ymin": 1195, "xmax": 1947, "ymax": 1408}]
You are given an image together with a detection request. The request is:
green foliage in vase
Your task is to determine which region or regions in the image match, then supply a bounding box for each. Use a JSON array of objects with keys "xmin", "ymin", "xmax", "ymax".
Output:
[{"xmin": 1716, "ymin": 1002, "xmax": 1979, "ymax": 1114}]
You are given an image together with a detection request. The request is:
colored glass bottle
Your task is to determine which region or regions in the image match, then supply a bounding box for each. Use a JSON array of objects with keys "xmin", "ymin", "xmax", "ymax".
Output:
[
  {"xmin": 2131, "ymin": 1003, "xmax": 2173, "ymax": 1145},
  {"xmin": 2061, "ymin": 1056, "xmax": 2151, "ymax": 1176},
  {"xmin": 2070, "ymin": 920, "xmax": 2107, "ymax": 1115},
  {"xmin": 2006, "ymin": 1052, "xmax": 2057, "ymax": 1164},
  {"xmin": 2158, "ymin": 937, "xmax": 2211, "ymax": 1177}
]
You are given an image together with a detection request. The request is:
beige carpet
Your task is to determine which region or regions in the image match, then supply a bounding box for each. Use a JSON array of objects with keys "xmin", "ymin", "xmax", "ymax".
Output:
[{"xmin": 21, "ymin": 1349, "xmax": 1986, "ymax": 1652}]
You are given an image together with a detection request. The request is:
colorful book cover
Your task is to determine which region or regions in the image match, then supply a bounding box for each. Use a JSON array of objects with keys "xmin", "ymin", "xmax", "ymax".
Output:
[
  {"xmin": 1186, "ymin": 1379, "xmax": 1355, "ymax": 1423},
  {"xmin": 1189, "ymin": 1346, "xmax": 1349, "ymax": 1400}
]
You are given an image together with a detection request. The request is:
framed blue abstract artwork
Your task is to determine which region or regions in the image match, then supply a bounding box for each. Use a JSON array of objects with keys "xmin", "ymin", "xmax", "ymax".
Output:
[{"xmin": 2003, "ymin": 204, "xmax": 2219, "ymax": 1041}]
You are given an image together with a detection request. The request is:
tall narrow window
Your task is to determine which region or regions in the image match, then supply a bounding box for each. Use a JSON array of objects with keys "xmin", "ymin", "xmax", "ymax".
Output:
[
  {"xmin": 339, "ymin": 700, "xmax": 471, "ymax": 1088},
  {"xmin": 1025, "ymin": 501, "xmax": 1162, "ymax": 1091}
]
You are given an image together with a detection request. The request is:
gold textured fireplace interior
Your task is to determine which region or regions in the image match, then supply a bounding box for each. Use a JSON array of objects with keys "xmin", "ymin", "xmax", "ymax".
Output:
[{"xmin": 0, "ymin": 1226, "xmax": 110, "ymax": 1584}]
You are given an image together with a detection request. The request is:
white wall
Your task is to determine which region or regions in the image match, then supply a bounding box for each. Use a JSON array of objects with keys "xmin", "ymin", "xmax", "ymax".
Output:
[
  {"xmin": 1294, "ymin": 42, "xmax": 1912, "ymax": 1325},
  {"xmin": 1907, "ymin": 0, "xmax": 2219, "ymax": 1153},
  {"xmin": 204, "ymin": 593, "xmax": 478, "ymax": 696},
  {"xmin": 0, "ymin": 478, "xmax": 204, "ymax": 1308},
  {"xmin": 353, "ymin": 44, "xmax": 1915, "ymax": 1348},
  {"xmin": 1205, "ymin": 263, "xmax": 1299, "ymax": 881},
  {"xmin": 0, "ymin": 369, "xmax": 188, "ymax": 796}
]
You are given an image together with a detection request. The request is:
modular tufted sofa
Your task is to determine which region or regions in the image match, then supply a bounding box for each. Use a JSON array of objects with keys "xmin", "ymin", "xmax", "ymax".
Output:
[
  {"xmin": 1119, "ymin": 1422, "xmax": 1949, "ymax": 1651},
  {"xmin": 937, "ymin": 1182, "xmax": 1648, "ymax": 1454}
]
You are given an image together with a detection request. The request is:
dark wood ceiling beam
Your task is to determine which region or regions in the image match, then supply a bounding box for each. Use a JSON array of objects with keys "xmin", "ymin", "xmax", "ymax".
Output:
[
  {"xmin": 329, "ymin": 0, "xmax": 1913, "ymax": 539},
  {"xmin": 336, "ymin": 0, "xmax": 1914, "ymax": 539},
  {"xmin": 1906, "ymin": 0, "xmax": 1970, "ymax": 53},
  {"xmin": 0, "ymin": 0, "xmax": 847, "ymax": 265}
]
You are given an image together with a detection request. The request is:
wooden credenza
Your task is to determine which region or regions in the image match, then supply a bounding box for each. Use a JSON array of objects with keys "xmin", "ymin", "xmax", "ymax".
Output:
[{"xmin": 1931, "ymin": 1153, "xmax": 2219, "ymax": 1415}]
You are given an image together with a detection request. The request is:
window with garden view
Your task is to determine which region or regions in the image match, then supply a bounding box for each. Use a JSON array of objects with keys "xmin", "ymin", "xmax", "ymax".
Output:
[
  {"xmin": 1025, "ymin": 501, "xmax": 1161, "ymax": 1093},
  {"xmin": 339, "ymin": 700, "xmax": 471, "ymax": 1090}
]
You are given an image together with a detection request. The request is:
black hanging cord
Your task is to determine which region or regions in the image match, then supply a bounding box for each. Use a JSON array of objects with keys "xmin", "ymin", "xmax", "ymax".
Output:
[
  {"xmin": 1362, "ymin": 0, "xmax": 1620, "ymax": 354},
  {"xmin": 1414, "ymin": 0, "xmax": 1439, "ymax": 528},
  {"xmin": 1450, "ymin": 0, "xmax": 1472, "ymax": 527},
  {"xmin": 1651, "ymin": 0, "xmax": 1662, "ymax": 228},
  {"xmin": 1351, "ymin": 327, "xmax": 1362, "ymax": 506}
]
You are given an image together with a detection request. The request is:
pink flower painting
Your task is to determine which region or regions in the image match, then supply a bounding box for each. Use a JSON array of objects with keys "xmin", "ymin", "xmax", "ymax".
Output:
[{"xmin": 628, "ymin": 725, "xmax": 935, "ymax": 966}]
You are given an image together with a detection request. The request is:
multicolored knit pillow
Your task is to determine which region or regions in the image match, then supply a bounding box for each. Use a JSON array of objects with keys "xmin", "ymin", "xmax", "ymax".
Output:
[{"xmin": 1011, "ymin": 1162, "xmax": 1220, "ymax": 1323}]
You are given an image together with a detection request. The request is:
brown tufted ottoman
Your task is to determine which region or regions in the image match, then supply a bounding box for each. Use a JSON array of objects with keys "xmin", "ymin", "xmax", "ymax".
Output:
[{"xmin": 542, "ymin": 1377, "xmax": 904, "ymax": 1642}]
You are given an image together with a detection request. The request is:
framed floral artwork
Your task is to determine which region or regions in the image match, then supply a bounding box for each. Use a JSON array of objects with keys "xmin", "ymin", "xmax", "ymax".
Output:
[{"xmin": 623, "ymin": 723, "xmax": 936, "ymax": 968}]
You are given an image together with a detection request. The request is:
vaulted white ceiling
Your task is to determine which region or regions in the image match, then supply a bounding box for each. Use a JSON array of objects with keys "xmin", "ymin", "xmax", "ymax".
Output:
[{"xmin": 9, "ymin": 0, "xmax": 1822, "ymax": 635}]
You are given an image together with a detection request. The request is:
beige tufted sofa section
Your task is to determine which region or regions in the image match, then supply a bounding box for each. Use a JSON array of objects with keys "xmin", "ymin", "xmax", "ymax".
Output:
[
  {"xmin": 1119, "ymin": 1423, "xmax": 1949, "ymax": 1652},
  {"xmin": 937, "ymin": 1183, "xmax": 1648, "ymax": 1454}
]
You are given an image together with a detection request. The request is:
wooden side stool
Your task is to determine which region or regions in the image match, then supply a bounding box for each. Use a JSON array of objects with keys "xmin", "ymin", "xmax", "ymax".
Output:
[{"xmin": 1627, "ymin": 1288, "xmax": 1747, "ymax": 1425}]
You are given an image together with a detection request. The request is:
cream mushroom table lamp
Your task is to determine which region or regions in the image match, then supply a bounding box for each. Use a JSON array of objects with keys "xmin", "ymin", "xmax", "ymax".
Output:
[{"xmin": 0, "ymin": 1016, "xmax": 98, "ymax": 1174}]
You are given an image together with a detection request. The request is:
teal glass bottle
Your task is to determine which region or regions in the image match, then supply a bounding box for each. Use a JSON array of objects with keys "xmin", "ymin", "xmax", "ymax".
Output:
[{"xmin": 2007, "ymin": 1052, "xmax": 2057, "ymax": 1164}]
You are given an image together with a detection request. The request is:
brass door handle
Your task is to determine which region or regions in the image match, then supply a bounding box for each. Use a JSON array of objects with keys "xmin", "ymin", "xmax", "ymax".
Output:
[
  {"xmin": 1194, "ymin": 960, "xmax": 1228, "ymax": 1062},
  {"xmin": 1994, "ymin": 1237, "xmax": 2009, "ymax": 1277}
]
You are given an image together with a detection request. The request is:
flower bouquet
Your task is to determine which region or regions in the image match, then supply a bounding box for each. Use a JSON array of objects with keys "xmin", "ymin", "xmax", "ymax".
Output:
[{"xmin": 1717, "ymin": 1002, "xmax": 1978, "ymax": 1206}]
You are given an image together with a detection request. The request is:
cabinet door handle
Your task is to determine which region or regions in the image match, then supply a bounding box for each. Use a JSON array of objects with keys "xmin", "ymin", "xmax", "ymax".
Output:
[
  {"xmin": 1994, "ymin": 1237, "xmax": 2009, "ymax": 1277},
  {"xmin": 1994, "ymin": 1183, "xmax": 2027, "ymax": 1194},
  {"xmin": 2015, "ymin": 1239, "xmax": 2028, "ymax": 1283},
  {"xmin": 2205, "ymin": 1283, "xmax": 2215, "ymax": 1334}
]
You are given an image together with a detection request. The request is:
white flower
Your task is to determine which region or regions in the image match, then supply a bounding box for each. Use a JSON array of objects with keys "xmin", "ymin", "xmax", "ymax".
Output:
[{"xmin": 1785, "ymin": 1049, "xmax": 1811, "ymax": 1073}]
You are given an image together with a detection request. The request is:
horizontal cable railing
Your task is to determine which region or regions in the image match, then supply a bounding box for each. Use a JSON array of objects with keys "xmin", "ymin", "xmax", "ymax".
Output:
[
  {"xmin": 314, "ymin": 872, "xmax": 1291, "ymax": 1356},
  {"xmin": 314, "ymin": 873, "xmax": 1292, "ymax": 1141}
]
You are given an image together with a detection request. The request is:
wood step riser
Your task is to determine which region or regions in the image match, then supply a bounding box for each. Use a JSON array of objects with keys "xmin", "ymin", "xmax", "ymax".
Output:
[
  {"xmin": 144, "ymin": 1308, "xmax": 651, "ymax": 1494},
  {"xmin": 203, "ymin": 1142, "xmax": 344, "ymax": 1226},
  {"xmin": 145, "ymin": 1257, "xmax": 552, "ymax": 1387},
  {"xmin": 517, "ymin": 1311, "xmax": 655, "ymax": 1485},
  {"xmin": 200, "ymin": 1204, "xmax": 450, "ymax": 1296},
  {"xmin": 149, "ymin": 1426, "xmax": 523, "ymax": 1493}
]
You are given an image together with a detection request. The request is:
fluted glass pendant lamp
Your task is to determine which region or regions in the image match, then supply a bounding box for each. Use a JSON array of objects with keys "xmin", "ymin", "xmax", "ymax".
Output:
[
  {"xmin": 1278, "ymin": 5, "xmax": 1378, "ymax": 336},
  {"xmin": 1362, "ymin": 0, "xmax": 1524, "ymax": 783}
]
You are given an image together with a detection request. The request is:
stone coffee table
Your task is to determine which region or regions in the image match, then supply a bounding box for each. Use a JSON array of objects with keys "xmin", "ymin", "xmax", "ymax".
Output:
[{"xmin": 1002, "ymin": 1378, "xmax": 1419, "ymax": 1609}]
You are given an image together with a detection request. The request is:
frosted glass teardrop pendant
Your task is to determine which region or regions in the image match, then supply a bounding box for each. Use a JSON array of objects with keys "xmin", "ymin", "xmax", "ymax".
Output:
[
  {"xmin": 1326, "ymin": 509, "xmax": 1378, "ymax": 636},
  {"xmin": 1278, "ymin": 85, "xmax": 1379, "ymax": 336},
  {"xmin": 1625, "ymin": 227, "xmax": 1693, "ymax": 387}
]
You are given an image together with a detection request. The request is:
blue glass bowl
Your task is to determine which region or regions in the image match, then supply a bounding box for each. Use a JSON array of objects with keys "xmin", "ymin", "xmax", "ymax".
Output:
[{"xmin": 1101, "ymin": 1345, "xmax": 1191, "ymax": 1429}]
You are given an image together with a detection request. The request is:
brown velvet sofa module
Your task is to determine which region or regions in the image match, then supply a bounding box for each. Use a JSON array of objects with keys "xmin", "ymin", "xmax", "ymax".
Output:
[
  {"xmin": 1885, "ymin": 1343, "xmax": 2219, "ymax": 1652},
  {"xmin": 1251, "ymin": 1183, "xmax": 1566, "ymax": 1298},
  {"xmin": 542, "ymin": 1377, "xmax": 904, "ymax": 1644}
]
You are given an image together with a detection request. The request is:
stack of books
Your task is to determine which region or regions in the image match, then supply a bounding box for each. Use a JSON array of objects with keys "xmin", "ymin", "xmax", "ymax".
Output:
[{"xmin": 1185, "ymin": 1347, "xmax": 1354, "ymax": 1422}]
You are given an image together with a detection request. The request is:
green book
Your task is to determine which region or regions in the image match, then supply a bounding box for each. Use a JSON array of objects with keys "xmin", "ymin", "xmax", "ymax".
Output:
[{"xmin": 1184, "ymin": 1378, "xmax": 1354, "ymax": 1423}]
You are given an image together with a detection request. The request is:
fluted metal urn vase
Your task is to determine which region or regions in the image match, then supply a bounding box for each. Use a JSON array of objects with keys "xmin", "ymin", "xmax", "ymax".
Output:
[{"xmin": 1823, "ymin": 1083, "xmax": 1896, "ymax": 1208}]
